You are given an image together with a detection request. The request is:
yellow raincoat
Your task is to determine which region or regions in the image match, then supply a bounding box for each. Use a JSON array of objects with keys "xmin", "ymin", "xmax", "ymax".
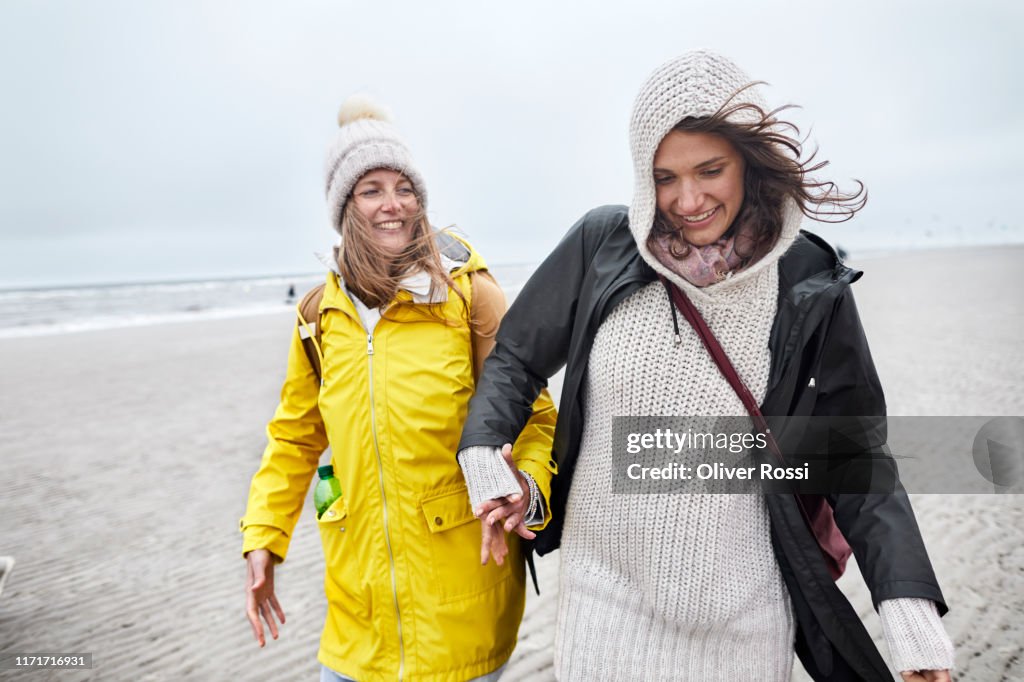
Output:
[{"xmin": 241, "ymin": 242, "xmax": 557, "ymax": 681}]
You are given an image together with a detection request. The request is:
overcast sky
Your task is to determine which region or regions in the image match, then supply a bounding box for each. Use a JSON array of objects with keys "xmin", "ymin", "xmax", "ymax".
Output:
[{"xmin": 1, "ymin": 1, "xmax": 1021, "ymax": 288}]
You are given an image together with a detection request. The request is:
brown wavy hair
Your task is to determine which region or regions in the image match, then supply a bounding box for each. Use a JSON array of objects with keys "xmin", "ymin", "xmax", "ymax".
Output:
[
  {"xmin": 649, "ymin": 84, "xmax": 867, "ymax": 265},
  {"xmin": 338, "ymin": 190, "xmax": 464, "ymax": 316}
]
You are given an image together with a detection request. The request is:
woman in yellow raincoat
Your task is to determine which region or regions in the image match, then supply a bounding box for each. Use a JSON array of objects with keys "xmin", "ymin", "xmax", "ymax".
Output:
[{"xmin": 240, "ymin": 95, "xmax": 557, "ymax": 682}]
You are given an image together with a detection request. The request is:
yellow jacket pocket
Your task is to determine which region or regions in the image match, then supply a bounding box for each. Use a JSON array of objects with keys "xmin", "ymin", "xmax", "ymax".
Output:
[
  {"xmin": 420, "ymin": 486, "xmax": 513, "ymax": 604},
  {"xmin": 317, "ymin": 495, "xmax": 349, "ymax": 563}
]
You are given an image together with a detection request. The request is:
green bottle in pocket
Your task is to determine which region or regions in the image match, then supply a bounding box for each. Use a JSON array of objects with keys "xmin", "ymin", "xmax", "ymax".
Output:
[{"xmin": 314, "ymin": 464, "xmax": 342, "ymax": 519}]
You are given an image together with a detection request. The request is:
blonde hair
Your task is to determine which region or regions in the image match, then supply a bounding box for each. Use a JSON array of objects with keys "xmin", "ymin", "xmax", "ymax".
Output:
[{"xmin": 338, "ymin": 188, "xmax": 465, "ymax": 316}]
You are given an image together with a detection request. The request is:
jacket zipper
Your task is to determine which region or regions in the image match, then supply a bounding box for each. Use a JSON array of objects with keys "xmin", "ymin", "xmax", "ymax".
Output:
[{"xmin": 366, "ymin": 332, "xmax": 405, "ymax": 680}]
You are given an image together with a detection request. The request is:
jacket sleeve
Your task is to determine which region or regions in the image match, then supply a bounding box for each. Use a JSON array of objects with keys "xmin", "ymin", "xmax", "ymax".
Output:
[
  {"xmin": 459, "ymin": 210, "xmax": 595, "ymax": 454},
  {"xmin": 469, "ymin": 269, "xmax": 559, "ymax": 525},
  {"xmin": 815, "ymin": 288, "xmax": 948, "ymax": 614},
  {"xmin": 240, "ymin": 321, "xmax": 328, "ymax": 562}
]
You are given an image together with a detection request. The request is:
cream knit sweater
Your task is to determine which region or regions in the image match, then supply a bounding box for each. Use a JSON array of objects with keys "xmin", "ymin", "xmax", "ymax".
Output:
[{"xmin": 557, "ymin": 258, "xmax": 795, "ymax": 679}]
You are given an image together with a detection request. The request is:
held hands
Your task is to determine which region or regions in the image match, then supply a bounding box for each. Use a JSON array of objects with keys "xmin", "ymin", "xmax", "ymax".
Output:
[
  {"xmin": 473, "ymin": 443, "xmax": 536, "ymax": 566},
  {"xmin": 245, "ymin": 548, "xmax": 286, "ymax": 647},
  {"xmin": 901, "ymin": 671, "xmax": 952, "ymax": 681}
]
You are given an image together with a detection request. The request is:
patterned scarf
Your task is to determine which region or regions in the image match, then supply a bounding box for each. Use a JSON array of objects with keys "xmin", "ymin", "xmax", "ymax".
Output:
[{"xmin": 649, "ymin": 225, "xmax": 753, "ymax": 287}]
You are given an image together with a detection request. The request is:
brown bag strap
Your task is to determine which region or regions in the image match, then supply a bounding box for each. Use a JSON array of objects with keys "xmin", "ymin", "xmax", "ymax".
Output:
[{"xmin": 297, "ymin": 284, "xmax": 326, "ymax": 384}]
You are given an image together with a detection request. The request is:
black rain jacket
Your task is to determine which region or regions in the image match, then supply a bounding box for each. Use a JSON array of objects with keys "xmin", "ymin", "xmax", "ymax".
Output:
[{"xmin": 459, "ymin": 205, "xmax": 947, "ymax": 681}]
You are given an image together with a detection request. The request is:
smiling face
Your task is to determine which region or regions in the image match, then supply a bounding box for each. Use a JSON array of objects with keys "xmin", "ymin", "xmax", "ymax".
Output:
[
  {"xmin": 350, "ymin": 168, "xmax": 420, "ymax": 253},
  {"xmin": 653, "ymin": 130, "xmax": 746, "ymax": 246}
]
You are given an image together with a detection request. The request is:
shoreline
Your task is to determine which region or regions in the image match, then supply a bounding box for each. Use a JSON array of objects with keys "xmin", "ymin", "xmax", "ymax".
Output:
[{"xmin": 2, "ymin": 243, "xmax": 1023, "ymax": 341}]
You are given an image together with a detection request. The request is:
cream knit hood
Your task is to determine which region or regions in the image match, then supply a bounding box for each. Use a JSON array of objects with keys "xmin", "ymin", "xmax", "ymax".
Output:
[{"xmin": 627, "ymin": 50, "xmax": 802, "ymax": 303}]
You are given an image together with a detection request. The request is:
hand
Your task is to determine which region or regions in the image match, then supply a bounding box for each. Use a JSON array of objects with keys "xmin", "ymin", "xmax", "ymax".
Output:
[
  {"xmin": 245, "ymin": 549, "xmax": 286, "ymax": 647},
  {"xmin": 473, "ymin": 443, "xmax": 536, "ymax": 566},
  {"xmin": 900, "ymin": 670, "xmax": 952, "ymax": 682}
]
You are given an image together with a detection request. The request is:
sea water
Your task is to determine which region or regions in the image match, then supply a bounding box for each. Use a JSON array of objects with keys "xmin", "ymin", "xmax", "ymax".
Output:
[{"xmin": 0, "ymin": 264, "xmax": 540, "ymax": 338}]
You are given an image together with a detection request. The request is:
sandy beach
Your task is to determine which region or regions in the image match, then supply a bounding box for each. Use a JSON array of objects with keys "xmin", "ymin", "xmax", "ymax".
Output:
[{"xmin": 1, "ymin": 245, "xmax": 1022, "ymax": 681}]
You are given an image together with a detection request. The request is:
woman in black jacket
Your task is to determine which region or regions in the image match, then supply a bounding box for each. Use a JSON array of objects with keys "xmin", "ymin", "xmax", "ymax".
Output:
[{"xmin": 456, "ymin": 51, "xmax": 954, "ymax": 681}]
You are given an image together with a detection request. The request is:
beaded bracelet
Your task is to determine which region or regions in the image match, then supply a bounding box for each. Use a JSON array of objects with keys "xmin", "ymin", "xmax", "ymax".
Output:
[{"xmin": 520, "ymin": 470, "xmax": 540, "ymax": 524}]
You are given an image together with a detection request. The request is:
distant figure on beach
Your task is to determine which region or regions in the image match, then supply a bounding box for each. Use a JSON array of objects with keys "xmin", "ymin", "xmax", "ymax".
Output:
[
  {"xmin": 286, "ymin": 283, "xmax": 296, "ymax": 300},
  {"xmin": 240, "ymin": 95, "xmax": 556, "ymax": 681},
  {"xmin": 458, "ymin": 51, "xmax": 954, "ymax": 681}
]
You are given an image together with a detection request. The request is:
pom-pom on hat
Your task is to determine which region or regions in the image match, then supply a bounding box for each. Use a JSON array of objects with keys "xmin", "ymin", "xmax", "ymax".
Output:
[
  {"xmin": 324, "ymin": 94, "xmax": 427, "ymax": 235},
  {"xmin": 627, "ymin": 50, "xmax": 766, "ymax": 250}
]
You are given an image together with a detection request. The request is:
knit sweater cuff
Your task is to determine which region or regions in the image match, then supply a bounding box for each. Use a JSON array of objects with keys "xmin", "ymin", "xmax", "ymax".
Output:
[
  {"xmin": 458, "ymin": 446, "xmax": 521, "ymax": 510},
  {"xmin": 879, "ymin": 598, "xmax": 955, "ymax": 673}
]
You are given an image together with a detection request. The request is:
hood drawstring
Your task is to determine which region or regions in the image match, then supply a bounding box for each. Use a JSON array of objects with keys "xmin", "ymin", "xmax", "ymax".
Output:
[{"xmin": 662, "ymin": 279, "xmax": 683, "ymax": 345}]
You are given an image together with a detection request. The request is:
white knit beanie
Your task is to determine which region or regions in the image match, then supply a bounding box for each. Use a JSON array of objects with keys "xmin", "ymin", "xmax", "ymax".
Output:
[
  {"xmin": 323, "ymin": 95, "xmax": 428, "ymax": 235},
  {"xmin": 627, "ymin": 49, "xmax": 767, "ymax": 251}
]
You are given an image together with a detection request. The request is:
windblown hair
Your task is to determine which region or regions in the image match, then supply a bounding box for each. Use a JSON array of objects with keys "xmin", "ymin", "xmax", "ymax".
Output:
[
  {"xmin": 649, "ymin": 84, "xmax": 867, "ymax": 265},
  {"xmin": 338, "ymin": 191, "xmax": 462, "ymax": 314}
]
